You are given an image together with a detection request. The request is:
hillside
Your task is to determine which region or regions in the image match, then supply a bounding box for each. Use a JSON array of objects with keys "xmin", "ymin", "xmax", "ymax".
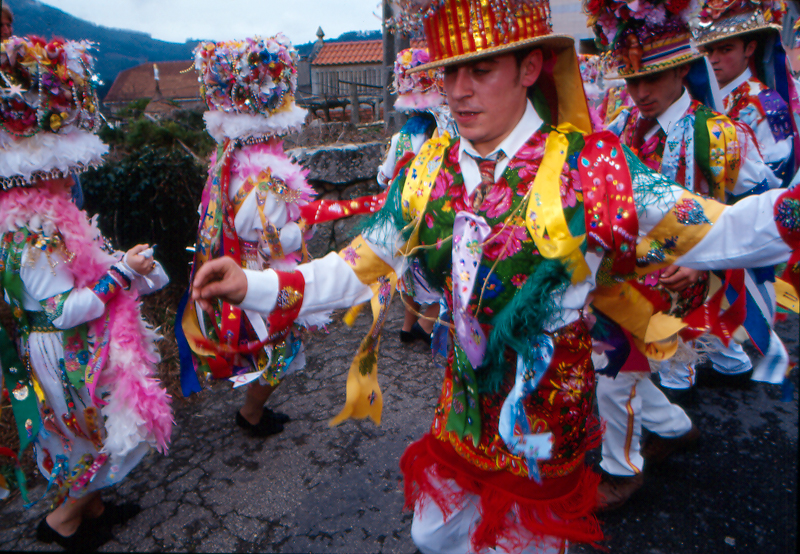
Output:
[{"xmin": 5, "ymin": 0, "xmax": 197, "ymax": 97}]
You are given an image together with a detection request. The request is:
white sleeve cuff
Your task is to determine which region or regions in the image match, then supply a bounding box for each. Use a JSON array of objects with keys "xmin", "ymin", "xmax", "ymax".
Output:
[{"xmin": 239, "ymin": 268, "xmax": 279, "ymax": 316}]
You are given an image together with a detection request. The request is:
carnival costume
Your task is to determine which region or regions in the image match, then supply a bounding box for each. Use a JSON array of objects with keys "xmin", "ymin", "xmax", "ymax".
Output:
[
  {"xmin": 695, "ymin": 0, "xmax": 799, "ymax": 186},
  {"xmin": 180, "ymin": 36, "xmax": 323, "ymax": 397},
  {"xmin": 692, "ymin": 0, "xmax": 797, "ymax": 384},
  {"xmin": 376, "ymin": 48, "xmax": 453, "ymax": 334},
  {"xmin": 0, "ymin": 37, "xmax": 172, "ymax": 505},
  {"xmin": 199, "ymin": 1, "xmax": 799, "ymax": 552}
]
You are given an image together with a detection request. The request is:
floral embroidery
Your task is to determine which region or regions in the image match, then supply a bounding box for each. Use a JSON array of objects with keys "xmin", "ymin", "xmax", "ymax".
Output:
[
  {"xmin": 342, "ymin": 245, "xmax": 361, "ymax": 265},
  {"xmin": 636, "ymin": 236, "xmax": 677, "ymax": 266},
  {"xmin": 511, "ymin": 273, "xmax": 528, "ymax": 287}
]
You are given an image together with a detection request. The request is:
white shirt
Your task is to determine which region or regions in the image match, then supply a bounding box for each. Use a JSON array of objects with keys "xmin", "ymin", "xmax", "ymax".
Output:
[{"xmin": 458, "ymin": 101, "xmax": 544, "ymax": 196}]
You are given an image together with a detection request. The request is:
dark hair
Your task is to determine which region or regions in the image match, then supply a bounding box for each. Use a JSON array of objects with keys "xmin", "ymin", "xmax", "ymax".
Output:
[{"xmin": 1, "ymin": 4, "xmax": 13, "ymax": 22}]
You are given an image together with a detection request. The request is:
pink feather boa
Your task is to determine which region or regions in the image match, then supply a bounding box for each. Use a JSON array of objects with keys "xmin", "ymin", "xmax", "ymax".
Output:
[{"xmin": 0, "ymin": 182, "xmax": 173, "ymax": 455}]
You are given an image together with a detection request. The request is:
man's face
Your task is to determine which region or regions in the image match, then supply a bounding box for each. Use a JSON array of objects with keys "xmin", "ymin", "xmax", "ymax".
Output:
[
  {"xmin": 625, "ymin": 67, "xmax": 687, "ymax": 119},
  {"xmin": 443, "ymin": 51, "xmax": 541, "ymax": 157},
  {"xmin": 704, "ymin": 38, "xmax": 755, "ymax": 88},
  {"xmin": 1, "ymin": 14, "xmax": 12, "ymax": 40}
]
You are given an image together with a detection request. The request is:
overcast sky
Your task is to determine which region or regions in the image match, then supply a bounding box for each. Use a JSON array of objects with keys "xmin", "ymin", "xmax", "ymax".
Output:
[{"xmin": 39, "ymin": 0, "xmax": 384, "ymax": 44}]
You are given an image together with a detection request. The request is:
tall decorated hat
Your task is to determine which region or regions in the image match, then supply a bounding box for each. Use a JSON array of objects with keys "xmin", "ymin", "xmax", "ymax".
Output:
[
  {"xmin": 584, "ymin": 0, "xmax": 703, "ymax": 79},
  {"xmin": 392, "ymin": 47, "xmax": 445, "ymax": 112},
  {"xmin": 0, "ymin": 37, "xmax": 106, "ymax": 190},
  {"xmin": 390, "ymin": 0, "xmax": 591, "ymax": 133},
  {"xmin": 193, "ymin": 34, "xmax": 307, "ymax": 143},
  {"xmin": 693, "ymin": 0, "xmax": 786, "ymax": 46}
]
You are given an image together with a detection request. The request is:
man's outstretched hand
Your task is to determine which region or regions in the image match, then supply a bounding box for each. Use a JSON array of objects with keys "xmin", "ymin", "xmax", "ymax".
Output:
[{"xmin": 191, "ymin": 257, "xmax": 247, "ymax": 311}]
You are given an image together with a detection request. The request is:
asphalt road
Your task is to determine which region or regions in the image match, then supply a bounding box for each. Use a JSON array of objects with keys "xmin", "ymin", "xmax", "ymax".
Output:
[{"xmin": 0, "ymin": 303, "xmax": 796, "ymax": 553}]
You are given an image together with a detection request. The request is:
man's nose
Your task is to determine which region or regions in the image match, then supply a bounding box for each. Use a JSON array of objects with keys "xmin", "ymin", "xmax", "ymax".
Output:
[{"xmin": 445, "ymin": 68, "xmax": 472, "ymax": 100}]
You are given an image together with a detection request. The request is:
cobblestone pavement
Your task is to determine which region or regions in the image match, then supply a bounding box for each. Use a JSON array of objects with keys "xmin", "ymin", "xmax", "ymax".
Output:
[{"xmin": 0, "ymin": 304, "xmax": 796, "ymax": 553}]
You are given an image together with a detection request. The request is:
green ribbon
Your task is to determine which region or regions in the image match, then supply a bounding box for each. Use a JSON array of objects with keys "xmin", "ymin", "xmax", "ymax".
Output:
[{"xmin": 445, "ymin": 345, "xmax": 482, "ymax": 446}]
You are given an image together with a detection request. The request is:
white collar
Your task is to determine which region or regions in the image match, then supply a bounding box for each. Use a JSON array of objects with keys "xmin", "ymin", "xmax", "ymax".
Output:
[
  {"xmin": 458, "ymin": 100, "xmax": 544, "ymax": 163},
  {"xmin": 720, "ymin": 67, "xmax": 752, "ymax": 98},
  {"xmin": 654, "ymin": 88, "xmax": 692, "ymax": 137}
]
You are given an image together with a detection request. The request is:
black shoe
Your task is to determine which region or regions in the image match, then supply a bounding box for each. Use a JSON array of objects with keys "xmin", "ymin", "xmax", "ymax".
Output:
[
  {"xmin": 660, "ymin": 385, "xmax": 698, "ymax": 408},
  {"xmin": 400, "ymin": 322, "xmax": 432, "ymax": 345},
  {"xmin": 696, "ymin": 366, "xmax": 754, "ymax": 389},
  {"xmin": 264, "ymin": 407, "xmax": 291, "ymax": 424},
  {"xmin": 36, "ymin": 517, "xmax": 113, "ymax": 552},
  {"xmin": 93, "ymin": 501, "xmax": 141, "ymax": 527},
  {"xmin": 235, "ymin": 410, "xmax": 284, "ymax": 437}
]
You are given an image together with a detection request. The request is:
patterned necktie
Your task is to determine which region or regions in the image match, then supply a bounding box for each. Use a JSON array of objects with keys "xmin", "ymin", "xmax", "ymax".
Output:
[
  {"xmin": 631, "ymin": 117, "xmax": 658, "ymax": 151},
  {"xmin": 471, "ymin": 153, "xmax": 504, "ymax": 212}
]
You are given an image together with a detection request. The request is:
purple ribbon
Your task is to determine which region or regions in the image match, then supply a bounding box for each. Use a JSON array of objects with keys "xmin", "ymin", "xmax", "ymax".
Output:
[{"xmin": 452, "ymin": 212, "xmax": 491, "ymax": 368}]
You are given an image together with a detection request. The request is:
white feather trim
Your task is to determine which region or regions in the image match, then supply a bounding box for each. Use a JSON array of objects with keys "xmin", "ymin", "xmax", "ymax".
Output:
[
  {"xmin": 394, "ymin": 89, "xmax": 445, "ymax": 112},
  {"xmin": 0, "ymin": 129, "xmax": 107, "ymax": 181},
  {"xmin": 101, "ymin": 402, "xmax": 148, "ymax": 458},
  {"xmin": 203, "ymin": 105, "xmax": 308, "ymax": 143},
  {"xmin": 296, "ymin": 311, "xmax": 332, "ymax": 329}
]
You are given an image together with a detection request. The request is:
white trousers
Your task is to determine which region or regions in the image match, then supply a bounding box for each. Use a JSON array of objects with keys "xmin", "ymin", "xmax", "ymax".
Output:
[
  {"xmin": 411, "ymin": 477, "xmax": 567, "ymax": 554},
  {"xmin": 596, "ymin": 372, "xmax": 693, "ymax": 477}
]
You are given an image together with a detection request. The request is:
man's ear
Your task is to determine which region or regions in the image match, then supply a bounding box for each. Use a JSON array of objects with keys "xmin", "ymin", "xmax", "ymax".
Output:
[
  {"xmin": 743, "ymin": 39, "xmax": 757, "ymax": 60},
  {"xmin": 519, "ymin": 49, "xmax": 544, "ymax": 88},
  {"xmin": 677, "ymin": 64, "xmax": 691, "ymax": 80}
]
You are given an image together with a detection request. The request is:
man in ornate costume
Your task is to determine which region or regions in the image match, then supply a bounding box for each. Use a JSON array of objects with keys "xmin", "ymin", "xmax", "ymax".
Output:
[
  {"xmin": 191, "ymin": 1, "xmax": 799, "ymax": 552},
  {"xmin": 179, "ymin": 36, "xmax": 320, "ymax": 437},
  {"xmin": 376, "ymin": 47, "xmax": 452, "ymax": 344},
  {"xmin": 0, "ymin": 37, "xmax": 172, "ymax": 549},
  {"xmin": 584, "ymin": 0, "xmax": 789, "ymax": 509},
  {"xmin": 692, "ymin": 0, "xmax": 797, "ymax": 386}
]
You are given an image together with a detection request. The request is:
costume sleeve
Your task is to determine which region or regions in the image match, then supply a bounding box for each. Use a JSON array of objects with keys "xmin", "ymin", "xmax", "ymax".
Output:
[
  {"xmin": 119, "ymin": 253, "xmax": 169, "ymax": 296},
  {"xmin": 19, "ymin": 244, "xmax": 130, "ymax": 329},
  {"xmin": 376, "ymin": 133, "xmax": 401, "ymax": 188},
  {"xmin": 730, "ymin": 125, "xmax": 782, "ymax": 197}
]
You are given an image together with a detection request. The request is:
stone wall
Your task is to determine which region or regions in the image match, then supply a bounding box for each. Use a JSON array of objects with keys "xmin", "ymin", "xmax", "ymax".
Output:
[{"xmin": 288, "ymin": 141, "xmax": 388, "ymax": 258}]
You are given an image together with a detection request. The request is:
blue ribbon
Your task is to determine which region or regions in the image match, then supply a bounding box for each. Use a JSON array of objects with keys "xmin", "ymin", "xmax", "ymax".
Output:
[
  {"xmin": 497, "ymin": 334, "xmax": 555, "ymax": 483},
  {"xmin": 175, "ymin": 290, "xmax": 203, "ymax": 397}
]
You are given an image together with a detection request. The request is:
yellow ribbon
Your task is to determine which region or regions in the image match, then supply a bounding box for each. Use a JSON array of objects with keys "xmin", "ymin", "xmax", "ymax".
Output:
[
  {"xmin": 400, "ymin": 132, "xmax": 451, "ymax": 254},
  {"xmin": 706, "ymin": 115, "xmax": 740, "ymax": 201},
  {"xmin": 525, "ymin": 127, "xmax": 590, "ymax": 283},
  {"xmin": 330, "ymin": 236, "xmax": 398, "ymax": 427}
]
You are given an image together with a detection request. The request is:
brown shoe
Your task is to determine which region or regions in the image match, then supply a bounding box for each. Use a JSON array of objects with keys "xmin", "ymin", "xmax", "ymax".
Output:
[
  {"xmin": 641, "ymin": 424, "xmax": 700, "ymax": 465},
  {"xmin": 596, "ymin": 471, "xmax": 644, "ymax": 512}
]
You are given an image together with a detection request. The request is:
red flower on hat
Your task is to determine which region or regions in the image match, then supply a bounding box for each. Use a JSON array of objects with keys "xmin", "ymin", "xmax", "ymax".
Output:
[{"xmin": 665, "ymin": 0, "xmax": 691, "ymax": 15}]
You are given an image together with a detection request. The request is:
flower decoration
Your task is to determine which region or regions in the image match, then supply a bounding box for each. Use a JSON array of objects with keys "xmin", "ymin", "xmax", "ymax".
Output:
[
  {"xmin": 194, "ymin": 34, "xmax": 299, "ymax": 118},
  {"xmin": 693, "ymin": 0, "xmax": 787, "ymax": 45},
  {"xmin": 583, "ymin": 0, "xmax": 701, "ymax": 77},
  {"xmin": 0, "ymin": 36, "xmax": 102, "ymax": 138},
  {"xmin": 392, "ymin": 48, "xmax": 445, "ymax": 111}
]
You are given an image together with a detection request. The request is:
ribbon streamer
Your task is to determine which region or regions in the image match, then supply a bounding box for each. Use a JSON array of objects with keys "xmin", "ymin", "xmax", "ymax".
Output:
[{"xmin": 498, "ymin": 334, "xmax": 555, "ymax": 483}]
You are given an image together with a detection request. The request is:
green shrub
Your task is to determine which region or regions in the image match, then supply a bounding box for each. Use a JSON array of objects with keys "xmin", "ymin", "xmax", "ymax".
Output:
[{"xmin": 81, "ymin": 146, "xmax": 207, "ymax": 287}]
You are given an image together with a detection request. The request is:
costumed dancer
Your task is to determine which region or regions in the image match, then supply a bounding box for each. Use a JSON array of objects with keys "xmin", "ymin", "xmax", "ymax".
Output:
[
  {"xmin": 376, "ymin": 47, "xmax": 451, "ymax": 345},
  {"xmin": 180, "ymin": 35, "xmax": 320, "ymax": 437},
  {"xmin": 585, "ymin": 0, "xmax": 782, "ymax": 510},
  {"xmin": 692, "ymin": 0, "xmax": 797, "ymax": 386},
  {"xmin": 191, "ymin": 1, "xmax": 799, "ymax": 552},
  {"xmin": 0, "ymin": 37, "xmax": 172, "ymax": 549}
]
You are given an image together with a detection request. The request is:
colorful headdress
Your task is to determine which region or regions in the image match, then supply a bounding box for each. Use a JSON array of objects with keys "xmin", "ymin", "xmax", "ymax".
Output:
[
  {"xmin": 391, "ymin": 0, "xmax": 591, "ymax": 132},
  {"xmin": 585, "ymin": 0, "xmax": 703, "ymax": 79},
  {"xmin": 392, "ymin": 48, "xmax": 445, "ymax": 112},
  {"xmin": 693, "ymin": 0, "xmax": 785, "ymax": 46},
  {"xmin": 194, "ymin": 35, "xmax": 307, "ymax": 143},
  {"xmin": 390, "ymin": 0, "xmax": 574, "ymax": 73},
  {"xmin": 0, "ymin": 37, "xmax": 106, "ymax": 190}
]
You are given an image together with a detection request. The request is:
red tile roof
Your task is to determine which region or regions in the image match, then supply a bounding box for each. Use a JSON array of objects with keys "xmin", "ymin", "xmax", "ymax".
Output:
[
  {"xmin": 104, "ymin": 60, "xmax": 199, "ymax": 104},
  {"xmin": 312, "ymin": 39, "xmax": 427, "ymax": 66}
]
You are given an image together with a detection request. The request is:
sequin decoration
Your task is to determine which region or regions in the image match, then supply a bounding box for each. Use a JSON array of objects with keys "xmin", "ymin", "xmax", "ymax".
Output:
[
  {"xmin": 674, "ymin": 198, "xmax": 711, "ymax": 226},
  {"xmin": 276, "ymin": 286, "xmax": 303, "ymax": 310},
  {"xmin": 775, "ymin": 197, "xmax": 800, "ymax": 232}
]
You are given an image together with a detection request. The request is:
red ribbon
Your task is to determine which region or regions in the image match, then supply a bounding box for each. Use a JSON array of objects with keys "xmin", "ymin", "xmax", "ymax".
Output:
[{"xmin": 299, "ymin": 191, "xmax": 387, "ymax": 225}]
